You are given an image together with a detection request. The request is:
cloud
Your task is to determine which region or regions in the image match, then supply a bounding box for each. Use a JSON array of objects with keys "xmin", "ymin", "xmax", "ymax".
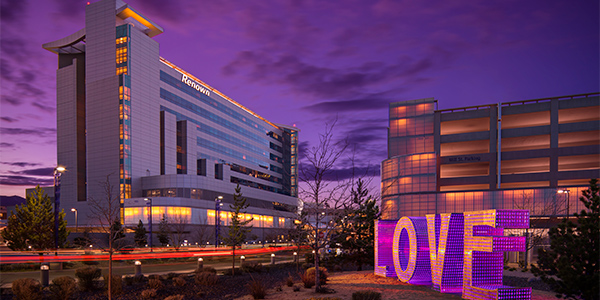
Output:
[
  {"xmin": 15, "ymin": 82, "xmax": 45, "ymax": 97},
  {"xmin": 9, "ymin": 167, "xmax": 55, "ymax": 176},
  {"xmin": 51, "ymin": 0, "xmax": 85, "ymax": 16},
  {"xmin": 0, "ymin": 127, "xmax": 56, "ymax": 137},
  {"xmin": 0, "ymin": 38, "xmax": 31, "ymax": 62},
  {"xmin": 297, "ymin": 141, "xmax": 310, "ymax": 161},
  {"xmin": 1, "ymin": 95, "xmax": 22, "ymax": 106},
  {"xmin": 32, "ymin": 101, "xmax": 55, "ymax": 113},
  {"xmin": 344, "ymin": 124, "xmax": 387, "ymax": 146},
  {"xmin": 0, "ymin": 175, "xmax": 53, "ymax": 186},
  {"xmin": 223, "ymin": 50, "xmax": 442, "ymax": 102},
  {"xmin": 299, "ymin": 162, "xmax": 380, "ymax": 182},
  {"xmin": 1, "ymin": 162, "xmax": 40, "ymax": 167},
  {"xmin": 1, "ymin": 116, "xmax": 18, "ymax": 123},
  {"xmin": 302, "ymin": 97, "xmax": 389, "ymax": 114},
  {"xmin": 0, "ymin": 0, "xmax": 27, "ymax": 23},
  {"xmin": 0, "ymin": 142, "xmax": 15, "ymax": 148}
]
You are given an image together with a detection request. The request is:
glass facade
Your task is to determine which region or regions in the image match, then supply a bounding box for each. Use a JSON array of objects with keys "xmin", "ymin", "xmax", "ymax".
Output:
[
  {"xmin": 382, "ymin": 98, "xmax": 437, "ymax": 219},
  {"xmin": 382, "ymin": 94, "xmax": 599, "ymax": 220},
  {"xmin": 124, "ymin": 206, "xmax": 293, "ymax": 229},
  {"xmin": 117, "ymin": 24, "xmax": 132, "ymax": 221}
]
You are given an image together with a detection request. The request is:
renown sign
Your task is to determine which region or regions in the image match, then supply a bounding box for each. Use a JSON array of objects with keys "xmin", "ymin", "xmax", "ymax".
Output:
[
  {"xmin": 375, "ymin": 209, "xmax": 531, "ymax": 300},
  {"xmin": 181, "ymin": 74, "xmax": 211, "ymax": 96}
]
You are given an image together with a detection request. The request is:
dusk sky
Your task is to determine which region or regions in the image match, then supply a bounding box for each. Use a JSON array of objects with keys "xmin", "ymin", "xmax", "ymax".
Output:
[{"xmin": 1, "ymin": 0, "xmax": 598, "ymax": 197}]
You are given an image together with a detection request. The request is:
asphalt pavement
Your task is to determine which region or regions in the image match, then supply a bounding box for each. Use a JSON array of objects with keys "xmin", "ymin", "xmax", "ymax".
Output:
[{"xmin": 0, "ymin": 255, "xmax": 296, "ymax": 288}]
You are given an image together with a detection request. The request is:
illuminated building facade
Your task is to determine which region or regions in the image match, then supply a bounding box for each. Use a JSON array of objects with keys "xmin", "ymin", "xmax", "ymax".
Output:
[
  {"xmin": 381, "ymin": 93, "xmax": 600, "ymax": 220},
  {"xmin": 42, "ymin": 0, "xmax": 299, "ymax": 240}
]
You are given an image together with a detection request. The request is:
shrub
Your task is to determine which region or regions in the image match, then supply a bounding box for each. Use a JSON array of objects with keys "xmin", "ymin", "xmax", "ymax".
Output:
[
  {"xmin": 148, "ymin": 277, "xmax": 163, "ymax": 290},
  {"xmin": 123, "ymin": 276, "xmax": 135, "ymax": 286},
  {"xmin": 241, "ymin": 261, "xmax": 263, "ymax": 273},
  {"xmin": 166, "ymin": 272, "xmax": 179, "ymax": 280},
  {"xmin": 12, "ymin": 278, "xmax": 42, "ymax": 300},
  {"xmin": 304, "ymin": 298, "xmax": 341, "ymax": 300},
  {"xmin": 140, "ymin": 288, "xmax": 157, "ymax": 299},
  {"xmin": 352, "ymin": 290, "xmax": 382, "ymax": 300},
  {"xmin": 195, "ymin": 266, "xmax": 216, "ymax": 274},
  {"xmin": 248, "ymin": 280, "xmax": 267, "ymax": 299},
  {"xmin": 286, "ymin": 274, "xmax": 294, "ymax": 287},
  {"xmin": 164, "ymin": 296, "xmax": 185, "ymax": 300},
  {"xmin": 195, "ymin": 271, "xmax": 218, "ymax": 286},
  {"xmin": 301, "ymin": 271, "xmax": 315, "ymax": 288},
  {"xmin": 173, "ymin": 275, "xmax": 186, "ymax": 287},
  {"xmin": 103, "ymin": 274, "xmax": 123, "ymax": 296},
  {"xmin": 306, "ymin": 267, "xmax": 328, "ymax": 284},
  {"xmin": 148, "ymin": 274, "xmax": 161, "ymax": 280},
  {"xmin": 222, "ymin": 267, "xmax": 241, "ymax": 276},
  {"xmin": 75, "ymin": 267, "xmax": 101, "ymax": 291},
  {"xmin": 49, "ymin": 276, "xmax": 76, "ymax": 300}
]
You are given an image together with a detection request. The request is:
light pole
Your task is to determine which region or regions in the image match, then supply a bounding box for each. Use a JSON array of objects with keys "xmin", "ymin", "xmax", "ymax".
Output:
[
  {"xmin": 144, "ymin": 198, "xmax": 153, "ymax": 252},
  {"xmin": 557, "ymin": 189, "xmax": 570, "ymax": 218},
  {"xmin": 215, "ymin": 195, "xmax": 223, "ymax": 248},
  {"xmin": 71, "ymin": 208, "xmax": 78, "ymax": 233},
  {"xmin": 53, "ymin": 166, "xmax": 65, "ymax": 256}
]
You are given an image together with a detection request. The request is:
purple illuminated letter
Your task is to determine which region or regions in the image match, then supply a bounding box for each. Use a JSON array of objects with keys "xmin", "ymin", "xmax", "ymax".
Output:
[
  {"xmin": 463, "ymin": 210, "xmax": 531, "ymax": 300},
  {"xmin": 426, "ymin": 213, "xmax": 464, "ymax": 293},
  {"xmin": 392, "ymin": 217, "xmax": 431, "ymax": 284},
  {"xmin": 375, "ymin": 220, "xmax": 398, "ymax": 277}
]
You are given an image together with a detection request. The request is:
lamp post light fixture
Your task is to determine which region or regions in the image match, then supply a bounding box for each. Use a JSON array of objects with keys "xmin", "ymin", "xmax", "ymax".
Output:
[
  {"xmin": 144, "ymin": 198, "xmax": 153, "ymax": 252},
  {"xmin": 557, "ymin": 189, "xmax": 570, "ymax": 218},
  {"xmin": 53, "ymin": 166, "xmax": 66, "ymax": 256},
  {"xmin": 215, "ymin": 195, "xmax": 223, "ymax": 248},
  {"xmin": 71, "ymin": 208, "xmax": 78, "ymax": 233}
]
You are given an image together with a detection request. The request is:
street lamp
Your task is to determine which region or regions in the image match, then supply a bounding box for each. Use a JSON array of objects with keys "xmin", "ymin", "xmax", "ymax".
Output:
[
  {"xmin": 215, "ymin": 195, "xmax": 223, "ymax": 248},
  {"xmin": 53, "ymin": 166, "xmax": 65, "ymax": 256},
  {"xmin": 557, "ymin": 189, "xmax": 570, "ymax": 218},
  {"xmin": 71, "ymin": 208, "xmax": 78, "ymax": 233},
  {"xmin": 144, "ymin": 198, "xmax": 153, "ymax": 252}
]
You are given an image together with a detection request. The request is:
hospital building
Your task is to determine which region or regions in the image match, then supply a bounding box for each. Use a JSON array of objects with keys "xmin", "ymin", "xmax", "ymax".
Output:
[{"xmin": 43, "ymin": 0, "xmax": 299, "ymax": 242}]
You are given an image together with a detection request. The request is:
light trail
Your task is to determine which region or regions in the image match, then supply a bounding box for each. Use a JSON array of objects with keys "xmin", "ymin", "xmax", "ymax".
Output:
[{"xmin": 0, "ymin": 246, "xmax": 306, "ymax": 264}]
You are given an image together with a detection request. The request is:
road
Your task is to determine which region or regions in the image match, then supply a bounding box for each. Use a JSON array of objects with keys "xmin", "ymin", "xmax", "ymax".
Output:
[{"xmin": 0, "ymin": 247, "xmax": 304, "ymax": 288}]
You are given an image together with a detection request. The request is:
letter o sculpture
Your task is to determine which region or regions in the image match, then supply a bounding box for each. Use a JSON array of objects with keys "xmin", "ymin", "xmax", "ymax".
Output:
[{"xmin": 392, "ymin": 217, "xmax": 431, "ymax": 285}]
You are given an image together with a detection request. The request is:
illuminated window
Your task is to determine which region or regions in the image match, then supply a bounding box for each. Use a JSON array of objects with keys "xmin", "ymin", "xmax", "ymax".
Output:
[
  {"xmin": 558, "ymin": 130, "xmax": 600, "ymax": 148},
  {"xmin": 501, "ymin": 135, "xmax": 549, "ymax": 152}
]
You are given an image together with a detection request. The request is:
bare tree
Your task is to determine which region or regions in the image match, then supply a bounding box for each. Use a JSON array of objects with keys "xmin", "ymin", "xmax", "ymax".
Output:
[
  {"xmin": 192, "ymin": 224, "xmax": 214, "ymax": 248},
  {"xmin": 87, "ymin": 174, "xmax": 123, "ymax": 300},
  {"xmin": 513, "ymin": 189, "xmax": 568, "ymax": 267},
  {"xmin": 169, "ymin": 211, "xmax": 190, "ymax": 250},
  {"xmin": 299, "ymin": 120, "xmax": 351, "ymax": 291}
]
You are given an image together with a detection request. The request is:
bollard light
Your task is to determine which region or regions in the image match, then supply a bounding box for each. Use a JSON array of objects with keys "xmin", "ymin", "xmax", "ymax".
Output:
[
  {"xmin": 197, "ymin": 257, "xmax": 204, "ymax": 270},
  {"xmin": 271, "ymin": 253, "xmax": 275, "ymax": 257},
  {"xmin": 40, "ymin": 264, "xmax": 50, "ymax": 287},
  {"xmin": 270, "ymin": 253, "xmax": 275, "ymax": 265},
  {"xmin": 240, "ymin": 255, "xmax": 246, "ymax": 259},
  {"xmin": 134, "ymin": 260, "xmax": 142, "ymax": 276}
]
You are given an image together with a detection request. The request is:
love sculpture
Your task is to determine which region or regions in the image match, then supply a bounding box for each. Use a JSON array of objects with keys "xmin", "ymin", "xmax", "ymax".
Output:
[{"xmin": 375, "ymin": 209, "xmax": 531, "ymax": 300}]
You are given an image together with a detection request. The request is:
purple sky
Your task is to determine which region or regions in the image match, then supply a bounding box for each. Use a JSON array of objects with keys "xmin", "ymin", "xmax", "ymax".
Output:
[{"xmin": 1, "ymin": 0, "xmax": 598, "ymax": 197}]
